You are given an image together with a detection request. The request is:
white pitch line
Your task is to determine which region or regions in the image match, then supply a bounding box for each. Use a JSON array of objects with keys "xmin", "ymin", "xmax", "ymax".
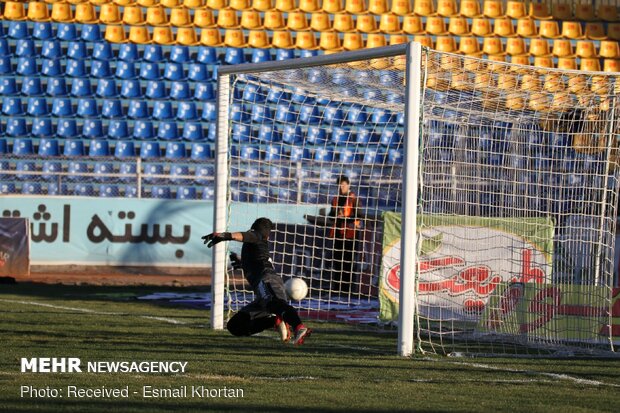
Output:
[{"xmin": 0, "ymin": 298, "xmax": 188, "ymax": 325}]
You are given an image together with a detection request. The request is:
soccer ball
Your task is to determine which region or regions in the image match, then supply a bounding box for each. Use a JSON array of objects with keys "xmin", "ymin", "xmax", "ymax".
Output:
[{"xmin": 284, "ymin": 278, "xmax": 308, "ymax": 301}]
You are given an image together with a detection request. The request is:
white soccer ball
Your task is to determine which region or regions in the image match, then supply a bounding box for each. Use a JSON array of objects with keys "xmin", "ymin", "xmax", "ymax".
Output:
[{"xmin": 285, "ymin": 278, "xmax": 308, "ymax": 301}]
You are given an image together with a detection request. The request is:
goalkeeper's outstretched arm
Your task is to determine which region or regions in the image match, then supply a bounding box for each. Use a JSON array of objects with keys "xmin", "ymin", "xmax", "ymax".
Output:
[{"xmin": 202, "ymin": 231, "xmax": 263, "ymax": 248}]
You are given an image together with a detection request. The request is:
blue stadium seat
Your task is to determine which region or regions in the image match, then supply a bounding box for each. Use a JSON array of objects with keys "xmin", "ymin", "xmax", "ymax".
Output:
[
  {"xmin": 230, "ymin": 186, "xmax": 250, "ymax": 202},
  {"xmin": 57, "ymin": 23, "xmax": 78, "ymax": 41},
  {"xmin": 96, "ymin": 78, "xmax": 118, "ymax": 98},
  {"xmin": 0, "ymin": 159, "xmax": 8, "ymax": 180},
  {"xmin": 165, "ymin": 142, "xmax": 186, "ymax": 159},
  {"xmin": 282, "ymin": 125, "xmax": 302, "ymax": 145},
  {"xmin": 194, "ymin": 82, "xmax": 215, "ymax": 100},
  {"xmin": 388, "ymin": 148, "xmax": 403, "ymax": 164},
  {"xmin": 188, "ymin": 63, "xmax": 208, "ymax": 81},
  {"xmin": 363, "ymin": 148, "xmax": 385, "ymax": 164},
  {"xmin": 41, "ymin": 161, "xmax": 61, "ymax": 180},
  {"xmin": 38, "ymin": 138, "xmax": 60, "ymax": 156},
  {"xmin": 2, "ymin": 97, "xmax": 24, "ymax": 116},
  {"xmin": 324, "ymin": 106, "xmax": 345, "ymax": 127},
  {"xmin": 27, "ymin": 97, "xmax": 49, "ymax": 116},
  {"xmin": 0, "ymin": 39, "xmax": 9, "ymax": 57},
  {"xmin": 124, "ymin": 185, "xmax": 139, "ymax": 198},
  {"xmin": 264, "ymin": 145, "xmax": 282, "ymax": 161},
  {"xmin": 207, "ymin": 123, "xmax": 216, "ymax": 141},
  {"xmin": 15, "ymin": 39, "xmax": 35, "ymax": 57},
  {"xmin": 32, "ymin": 118, "xmax": 53, "ymax": 137},
  {"xmin": 170, "ymin": 81, "xmax": 191, "ymax": 100},
  {"xmin": 63, "ymin": 139, "xmax": 85, "ymax": 156},
  {"xmin": 242, "ymin": 84, "xmax": 265, "ymax": 103},
  {"xmin": 371, "ymin": 108, "xmax": 394, "ymax": 125},
  {"xmin": 151, "ymin": 185, "xmax": 172, "ymax": 199},
  {"xmin": 15, "ymin": 160, "xmax": 35, "ymax": 180},
  {"xmin": 119, "ymin": 43, "xmax": 139, "ymax": 62},
  {"xmin": 6, "ymin": 118, "xmax": 28, "ymax": 137},
  {"xmin": 176, "ymin": 186, "xmax": 197, "ymax": 200},
  {"xmin": 195, "ymin": 165, "xmax": 215, "ymax": 185},
  {"xmin": 380, "ymin": 129, "xmax": 402, "ymax": 147},
  {"xmin": 12, "ymin": 138, "xmax": 33, "ymax": 155},
  {"xmin": 81, "ymin": 24, "xmax": 103, "ymax": 42},
  {"xmin": 164, "ymin": 62, "xmax": 185, "ymax": 81},
  {"xmin": 67, "ymin": 42, "xmax": 88, "ymax": 60},
  {"xmin": 99, "ymin": 184, "xmax": 120, "ymax": 197},
  {"xmin": 0, "ymin": 56, "xmax": 13, "ymax": 76},
  {"xmin": 290, "ymin": 146, "xmax": 310, "ymax": 162},
  {"xmin": 190, "ymin": 142, "xmax": 212, "ymax": 160},
  {"xmin": 347, "ymin": 104, "xmax": 368, "ymax": 124},
  {"xmin": 120, "ymin": 79, "xmax": 143, "ymax": 98},
  {"xmin": 339, "ymin": 148, "xmax": 358, "ymax": 163},
  {"xmin": 139, "ymin": 61, "xmax": 161, "ymax": 80},
  {"xmin": 127, "ymin": 100, "xmax": 150, "ymax": 119},
  {"xmin": 182, "ymin": 122, "xmax": 204, "ymax": 141},
  {"xmin": 107, "ymin": 120, "xmax": 130, "ymax": 140},
  {"xmin": 153, "ymin": 101, "xmax": 174, "ymax": 120},
  {"xmin": 17, "ymin": 57, "xmax": 38, "ymax": 76},
  {"xmin": 299, "ymin": 105, "xmax": 320, "ymax": 124},
  {"xmin": 46, "ymin": 182, "xmax": 68, "ymax": 195},
  {"xmin": 143, "ymin": 45, "xmax": 164, "ymax": 63},
  {"xmin": 275, "ymin": 49, "xmax": 296, "ymax": 61},
  {"xmin": 146, "ymin": 80, "xmax": 167, "ymax": 99},
  {"xmin": 224, "ymin": 48, "xmax": 245, "ymax": 65},
  {"xmin": 201, "ymin": 186, "xmax": 215, "ymax": 200},
  {"xmin": 88, "ymin": 139, "xmax": 110, "ymax": 156},
  {"xmin": 269, "ymin": 165, "xmax": 289, "ymax": 184},
  {"xmin": 101, "ymin": 100, "xmax": 124, "ymax": 118},
  {"xmin": 51, "ymin": 97, "xmax": 75, "ymax": 117},
  {"xmin": 77, "ymin": 98, "xmax": 99, "ymax": 118},
  {"xmin": 356, "ymin": 128, "xmax": 378, "ymax": 145},
  {"xmin": 0, "ymin": 183, "xmax": 16, "ymax": 194},
  {"xmin": 66, "ymin": 59, "xmax": 87, "ymax": 77},
  {"xmin": 115, "ymin": 61, "xmax": 136, "ymax": 80},
  {"xmin": 170, "ymin": 45, "xmax": 191, "ymax": 63},
  {"xmin": 41, "ymin": 58, "xmax": 62, "ymax": 76},
  {"xmin": 22, "ymin": 182, "xmax": 42, "ymax": 195},
  {"xmin": 119, "ymin": 163, "xmax": 137, "ymax": 183},
  {"xmin": 0, "ymin": 78, "xmax": 17, "ymax": 95},
  {"xmin": 41, "ymin": 40, "xmax": 62, "ymax": 59},
  {"xmin": 196, "ymin": 47, "xmax": 218, "ymax": 64},
  {"xmin": 257, "ymin": 124, "xmax": 280, "ymax": 142},
  {"xmin": 169, "ymin": 164, "xmax": 190, "ymax": 183},
  {"xmin": 90, "ymin": 60, "xmax": 112, "ymax": 79},
  {"xmin": 251, "ymin": 49, "xmax": 272, "ymax": 63},
  {"xmin": 275, "ymin": 103, "xmax": 296, "ymax": 123},
  {"xmin": 33, "ymin": 22, "xmax": 53, "ymax": 40},
  {"xmin": 114, "ymin": 141, "xmax": 136, "ymax": 157},
  {"xmin": 93, "ymin": 42, "xmax": 114, "ymax": 61},
  {"xmin": 143, "ymin": 163, "xmax": 164, "ymax": 184},
  {"xmin": 132, "ymin": 121, "xmax": 155, "ymax": 140},
  {"xmin": 314, "ymin": 147, "xmax": 334, "ymax": 163},
  {"xmin": 157, "ymin": 121, "xmax": 179, "ymax": 141},
  {"xmin": 267, "ymin": 89, "xmax": 290, "ymax": 104},
  {"xmin": 232, "ymin": 123, "xmax": 251, "ymax": 142},
  {"xmin": 82, "ymin": 120, "xmax": 104, "ymax": 139},
  {"xmin": 177, "ymin": 102, "xmax": 198, "ymax": 121},
  {"xmin": 331, "ymin": 127, "xmax": 352, "ymax": 146},
  {"xmin": 46, "ymin": 77, "xmax": 68, "ymax": 97},
  {"xmin": 73, "ymin": 183, "xmax": 94, "ymax": 196},
  {"xmin": 240, "ymin": 145, "xmax": 260, "ymax": 160},
  {"xmin": 251, "ymin": 104, "xmax": 273, "ymax": 123},
  {"xmin": 140, "ymin": 141, "xmax": 161, "ymax": 159},
  {"xmin": 94, "ymin": 162, "xmax": 114, "ymax": 182}
]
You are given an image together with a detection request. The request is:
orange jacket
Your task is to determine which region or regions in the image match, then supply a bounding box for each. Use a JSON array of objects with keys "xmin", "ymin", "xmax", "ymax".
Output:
[{"xmin": 329, "ymin": 192, "xmax": 360, "ymax": 239}]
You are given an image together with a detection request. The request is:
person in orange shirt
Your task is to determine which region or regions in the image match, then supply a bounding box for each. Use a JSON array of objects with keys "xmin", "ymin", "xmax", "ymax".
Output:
[{"xmin": 328, "ymin": 175, "xmax": 361, "ymax": 295}]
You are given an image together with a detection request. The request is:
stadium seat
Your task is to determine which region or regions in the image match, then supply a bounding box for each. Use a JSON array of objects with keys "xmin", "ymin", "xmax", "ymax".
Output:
[
  {"xmin": 71, "ymin": 78, "xmax": 93, "ymax": 97},
  {"xmin": 380, "ymin": 129, "xmax": 402, "ymax": 147},
  {"xmin": 12, "ymin": 137, "xmax": 33, "ymax": 155},
  {"xmin": 599, "ymin": 41, "xmax": 620, "ymax": 59},
  {"xmin": 140, "ymin": 142, "xmax": 161, "ymax": 159},
  {"xmin": 77, "ymin": 4, "xmax": 99, "ymax": 25},
  {"xmin": 26, "ymin": 97, "xmax": 49, "ymax": 117},
  {"xmin": 76, "ymin": 98, "xmax": 99, "ymax": 118},
  {"xmin": 30, "ymin": 118, "xmax": 53, "ymax": 138},
  {"xmin": 575, "ymin": 41, "xmax": 597, "ymax": 58},
  {"xmin": 96, "ymin": 79, "xmax": 118, "ymax": 99},
  {"xmin": 155, "ymin": 121, "xmax": 178, "ymax": 141},
  {"xmin": 21, "ymin": 181, "xmax": 42, "ymax": 195},
  {"xmin": 529, "ymin": 39, "xmax": 551, "ymax": 57},
  {"xmin": 176, "ymin": 186, "xmax": 196, "ymax": 200},
  {"xmin": 165, "ymin": 142, "xmax": 186, "ymax": 159},
  {"xmin": 471, "ymin": 17, "xmax": 493, "ymax": 37},
  {"xmin": 169, "ymin": 165, "xmax": 191, "ymax": 184},
  {"xmin": 107, "ymin": 120, "xmax": 130, "ymax": 140},
  {"xmin": 4, "ymin": 118, "xmax": 28, "ymax": 138},
  {"xmin": 41, "ymin": 160, "xmax": 61, "ymax": 181},
  {"xmin": 9, "ymin": 22, "xmax": 29, "ymax": 40},
  {"xmin": 164, "ymin": 62, "xmax": 186, "ymax": 81},
  {"xmin": 36, "ymin": 137, "xmax": 59, "ymax": 157},
  {"xmin": 195, "ymin": 165, "xmax": 215, "ymax": 185},
  {"xmin": 126, "ymin": 100, "xmax": 149, "ymax": 120},
  {"xmin": 88, "ymin": 139, "xmax": 110, "ymax": 157},
  {"xmin": 598, "ymin": 4, "xmax": 618, "ymax": 21},
  {"xmin": 115, "ymin": 141, "xmax": 136, "ymax": 158},
  {"xmin": 119, "ymin": 44, "xmax": 142, "ymax": 61},
  {"xmin": 2, "ymin": 97, "xmax": 24, "ymax": 116},
  {"xmin": 82, "ymin": 120, "xmax": 104, "ymax": 139},
  {"xmin": 562, "ymin": 21, "xmax": 584, "ymax": 39},
  {"xmin": 448, "ymin": 16, "xmax": 471, "ymax": 36},
  {"xmin": 120, "ymin": 79, "xmax": 143, "ymax": 99},
  {"xmin": 71, "ymin": 183, "xmax": 93, "ymax": 196},
  {"xmin": 17, "ymin": 57, "xmax": 38, "ymax": 76},
  {"xmin": 190, "ymin": 142, "xmax": 212, "ymax": 160},
  {"xmin": 100, "ymin": 100, "xmax": 123, "ymax": 119},
  {"xmin": 515, "ymin": 18, "xmax": 537, "ymax": 37},
  {"xmin": 98, "ymin": 184, "xmax": 120, "ymax": 198},
  {"xmin": 506, "ymin": 38, "xmax": 527, "ymax": 56},
  {"xmin": 93, "ymin": 162, "xmax": 114, "ymax": 183}
]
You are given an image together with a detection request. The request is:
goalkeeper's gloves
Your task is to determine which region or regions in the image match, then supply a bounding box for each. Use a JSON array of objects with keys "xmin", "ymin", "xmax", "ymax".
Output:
[
  {"xmin": 202, "ymin": 232, "xmax": 232, "ymax": 248},
  {"xmin": 229, "ymin": 252, "xmax": 242, "ymax": 270}
]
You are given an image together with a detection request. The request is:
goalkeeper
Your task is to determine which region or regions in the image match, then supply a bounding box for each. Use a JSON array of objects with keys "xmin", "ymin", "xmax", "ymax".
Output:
[{"xmin": 203, "ymin": 217, "xmax": 312, "ymax": 345}]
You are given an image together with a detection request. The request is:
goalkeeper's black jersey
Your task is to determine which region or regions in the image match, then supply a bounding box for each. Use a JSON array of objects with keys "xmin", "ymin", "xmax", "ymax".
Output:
[{"xmin": 240, "ymin": 229, "xmax": 274, "ymax": 288}]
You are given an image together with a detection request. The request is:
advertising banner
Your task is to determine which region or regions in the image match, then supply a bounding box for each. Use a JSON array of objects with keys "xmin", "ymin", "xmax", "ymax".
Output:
[
  {"xmin": 380, "ymin": 213, "xmax": 554, "ymax": 322},
  {"xmin": 0, "ymin": 218, "xmax": 30, "ymax": 276}
]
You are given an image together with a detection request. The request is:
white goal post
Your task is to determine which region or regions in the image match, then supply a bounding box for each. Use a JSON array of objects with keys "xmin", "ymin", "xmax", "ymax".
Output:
[{"xmin": 213, "ymin": 42, "xmax": 620, "ymax": 357}]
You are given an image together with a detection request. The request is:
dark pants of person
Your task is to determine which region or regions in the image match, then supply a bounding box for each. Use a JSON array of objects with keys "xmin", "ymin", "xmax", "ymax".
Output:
[
  {"xmin": 227, "ymin": 272, "xmax": 302, "ymax": 337},
  {"xmin": 331, "ymin": 237, "xmax": 356, "ymax": 294}
]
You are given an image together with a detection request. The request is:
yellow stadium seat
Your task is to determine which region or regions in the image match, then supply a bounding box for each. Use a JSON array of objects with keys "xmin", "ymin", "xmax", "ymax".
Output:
[
  {"xmin": 390, "ymin": 34, "xmax": 408, "ymax": 45},
  {"xmin": 580, "ymin": 58, "xmax": 601, "ymax": 72},
  {"xmin": 552, "ymin": 2, "xmax": 572, "ymax": 20},
  {"xmin": 264, "ymin": 10, "xmax": 285, "ymax": 30},
  {"xmin": 459, "ymin": 37, "xmax": 482, "ymax": 55},
  {"xmin": 413, "ymin": 0, "xmax": 433, "ymax": 16},
  {"xmin": 567, "ymin": 74, "xmax": 587, "ymax": 93},
  {"xmin": 552, "ymin": 39, "xmax": 574, "ymax": 58},
  {"xmin": 286, "ymin": 11, "xmax": 308, "ymax": 31},
  {"xmin": 333, "ymin": 13, "xmax": 355, "ymax": 32},
  {"xmin": 493, "ymin": 17, "xmax": 515, "ymax": 37},
  {"xmin": 449, "ymin": 16, "xmax": 471, "ymax": 36},
  {"xmin": 575, "ymin": 4, "xmax": 595, "ymax": 21},
  {"xmin": 75, "ymin": 3, "xmax": 98, "ymax": 23},
  {"xmin": 184, "ymin": 0, "xmax": 207, "ymax": 8},
  {"xmin": 248, "ymin": 30, "xmax": 270, "ymax": 48},
  {"xmin": 320, "ymin": 31, "xmax": 343, "ymax": 50},
  {"xmin": 310, "ymin": 12, "xmax": 332, "ymax": 32},
  {"xmin": 229, "ymin": 0, "xmax": 251, "ymax": 10},
  {"xmin": 146, "ymin": 6, "xmax": 169, "ymax": 26},
  {"xmin": 343, "ymin": 32, "xmax": 364, "ymax": 50},
  {"xmin": 528, "ymin": 93, "xmax": 550, "ymax": 112},
  {"xmin": 575, "ymin": 41, "xmax": 597, "ymax": 58},
  {"xmin": 274, "ymin": 0, "xmax": 294, "ymax": 11},
  {"xmin": 487, "ymin": 54, "xmax": 507, "ymax": 72},
  {"xmin": 345, "ymin": 0, "xmax": 367, "ymax": 14},
  {"xmin": 105, "ymin": 25, "xmax": 127, "ymax": 43},
  {"xmin": 482, "ymin": 37, "xmax": 504, "ymax": 55},
  {"xmin": 272, "ymin": 30, "xmax": 294, "ymax": 48},
  {"xmin": 471, "ymin": 17, "xmax": 492, "ymax": 37},
  {"xmin": 505, "ymin": 92, "xmax": 525, "ymax": 110},
  {"xmin": 90, "ymin": 0, "xmax": 110, "ymax": 5},
  {"xmin": 585, "ymin": 23, "xmax": 607, "ymax": 40},
  {"xmin": 426, "ymin": 72, "xmax": 449, "ymax": 91},
  {"xmin": 51, "ymin": 2, "xmax": 73, "ymax": 22},
  {"xmin": 609, "ymin": 23, "xmax": 620, "ymax": 41},
  {"xmin": 591, "ymin": 75, "xmax": 610, "ymax": 95},
  {"xmin": 529, "ymin": 2, "xmax": 551, "ymax": 19},
  {"xmin": 435, "ymin": 36, "xmax": 457, "ymax": 53},
  {"xmin": 322, "ymin": 0, "xmax": 344, "ymax": 14},
  {"xmin": 603, "ymin": 59, "xmax": 620, "ymax": 72},
  {"xmin": 506, "ymin": 37, "xmax": 526, "ymax": 56},
  {"xmin": 28, "ymin": 2, "xmax": 51, "ymax": 22},
  {"xmin": 516, "ymin": 18, "xmax": 537, "ymax": 37},
  {"xmin": 440, "ymin": 54, "xmax": 461, "ymax": 70},
  {"xmin": 543, "ymin": 74, "xmax": 565, "ymax": 92},
  {"xmin": 161, "ymin": 0, "xmax": 182, "ymax": 7},
  {"xmin": 200, "ymin": 28, "xmax": 223, "ymax": 46},
  {"xmin": 539, "ymin": 20, "xmax": 561, "ymax": 39},
  {"xmin": 557, "ymin": 57, "xmax": 577, "ymax": 70},
  {"xmin": 497, "ymin": 73, "xmax": 518, "ymax": 90},
  {"xmin": 299, "ymin": 0, "xmax": 320, "ymax": 12},
  {"xmin": 520, "ymin": 73, "xmax": 541, "ymax": 91},
  {"xmin": 414, "ymin": 34, "xmax": 433, "ymax": 48},
  {"xmin": 451, "ymin": 72, "xmax": 473, "ymax": 91},
  {"xmin": 483, "ymin": 0, "xmax": 503, "ymax": 18},
  {"xmin": 217, "ymin": 9, "xmax": 239, "ymax": 28},
  {"xmin": 511, "ymin": 54, "xmax": 530, "ymax": 66},
  {"xmin": 402, "ymin": 15, "xmax": 424, "ymax": 34},
  {"xmin": 600, "ymin": 40, "xmax": 620, "ymax": 59},
  {"xmin": 366, "ymin": 33, "xmax": 386, "ymax": 48},
  {"xmin": 561, "ymin": 21, "xmax": 584, "ymax": 39},
  {"xmin": 459, "ymin": 0, "xmax": 481, "ymax": 18},
  {"xmin": 437, "ymin": 0, "xmax": 458, "ymax": 17},
  {"xmin": 122, "ymin": 5, "xmax": 145, "ymax": 26},
  {"xmin": 529, "ymin": 38, "xmax": 550, "ymax": 57},
  {"xmin": 295, "ymin": 31, "xmax": 319, "ymax": 49},
  {"xmin": 3, "ymin": 1, "xmax": 27, "ymax": 20},
  {"xmin": 378, "ymin": 14, "xmax": 399, "ymax": 34},
  {"xmin": 358, "ymin": 14, "xmax": 379, "ymax": 33},
  {"xmin": 129, "ymin": 26, "xmax": 151, "ymax": 44},
  {"xmin": 505, "ymin": 1, "xmax": 526, "ymax": 19},
  {"xmin": 170, "ymin": 8, "xmax": 192, "ymax": 27},
  {"xmin": 153, "ymin": 27, "xmax": 175, "ymax": 44},
  {"xmin": 550, "ymin": 92, "xmax": 574, "ymax": 112},
  {"xmin": 252, "ymin": 0, "xmax": 273, "ymax": 11},
  {"xmin": 473, "ymin": 70, "xmax": 495, "ymax": 90},
  {"xmin": 178, "ymin": 27, "xmax": 198, "ymax": 45},
  {"xmin": 137, "ymin": 0, "xmax": 159, "ymax": 6},
  {"xmin": 368, "ymin": 0, "xmax": 388, "ymax": 15},
  {"xmin": 99, "ymin": 3, "xmax": 121, "ymax": 24},
  {"xmin": 599, "ymin": 5, "xmax": 619, "ymax": 22},
  {"xmin": 533, "ymin": 56, "xmax": 554, "ymax": 69},
  {"xmin": 224, "ymin": 28, "xmax": 247, "ymax": 47},
  {"xmin": 207, "ymin": 0, "xmax": 228, "ymax": 10},
  {"xmin": 426, "ymin": 16, "xmax": 447, "ymax": 35},
  {"xmin": 114, "ymin": 0, "xmax": 135, "ymax": 7},
  {"xmin": 194, "ymin": 10, "xmax": 216, "ymax": 28}
]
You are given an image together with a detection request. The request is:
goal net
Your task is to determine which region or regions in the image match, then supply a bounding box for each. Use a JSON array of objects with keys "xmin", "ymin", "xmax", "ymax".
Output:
[{"xmin": 213, "ymin": 43, "xmax": 620, "ymax": 356}]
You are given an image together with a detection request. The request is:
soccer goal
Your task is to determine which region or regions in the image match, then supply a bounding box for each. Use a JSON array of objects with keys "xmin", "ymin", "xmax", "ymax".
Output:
[{"xmin": 213, "ymin": 42, "xmax": 620, "ymax": 357}]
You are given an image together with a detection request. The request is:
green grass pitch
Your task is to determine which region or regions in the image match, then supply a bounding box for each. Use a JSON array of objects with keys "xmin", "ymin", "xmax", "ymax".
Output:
[{"xmin": 1, "ymin": 283, "xmax": 619, "ymax": 413}]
